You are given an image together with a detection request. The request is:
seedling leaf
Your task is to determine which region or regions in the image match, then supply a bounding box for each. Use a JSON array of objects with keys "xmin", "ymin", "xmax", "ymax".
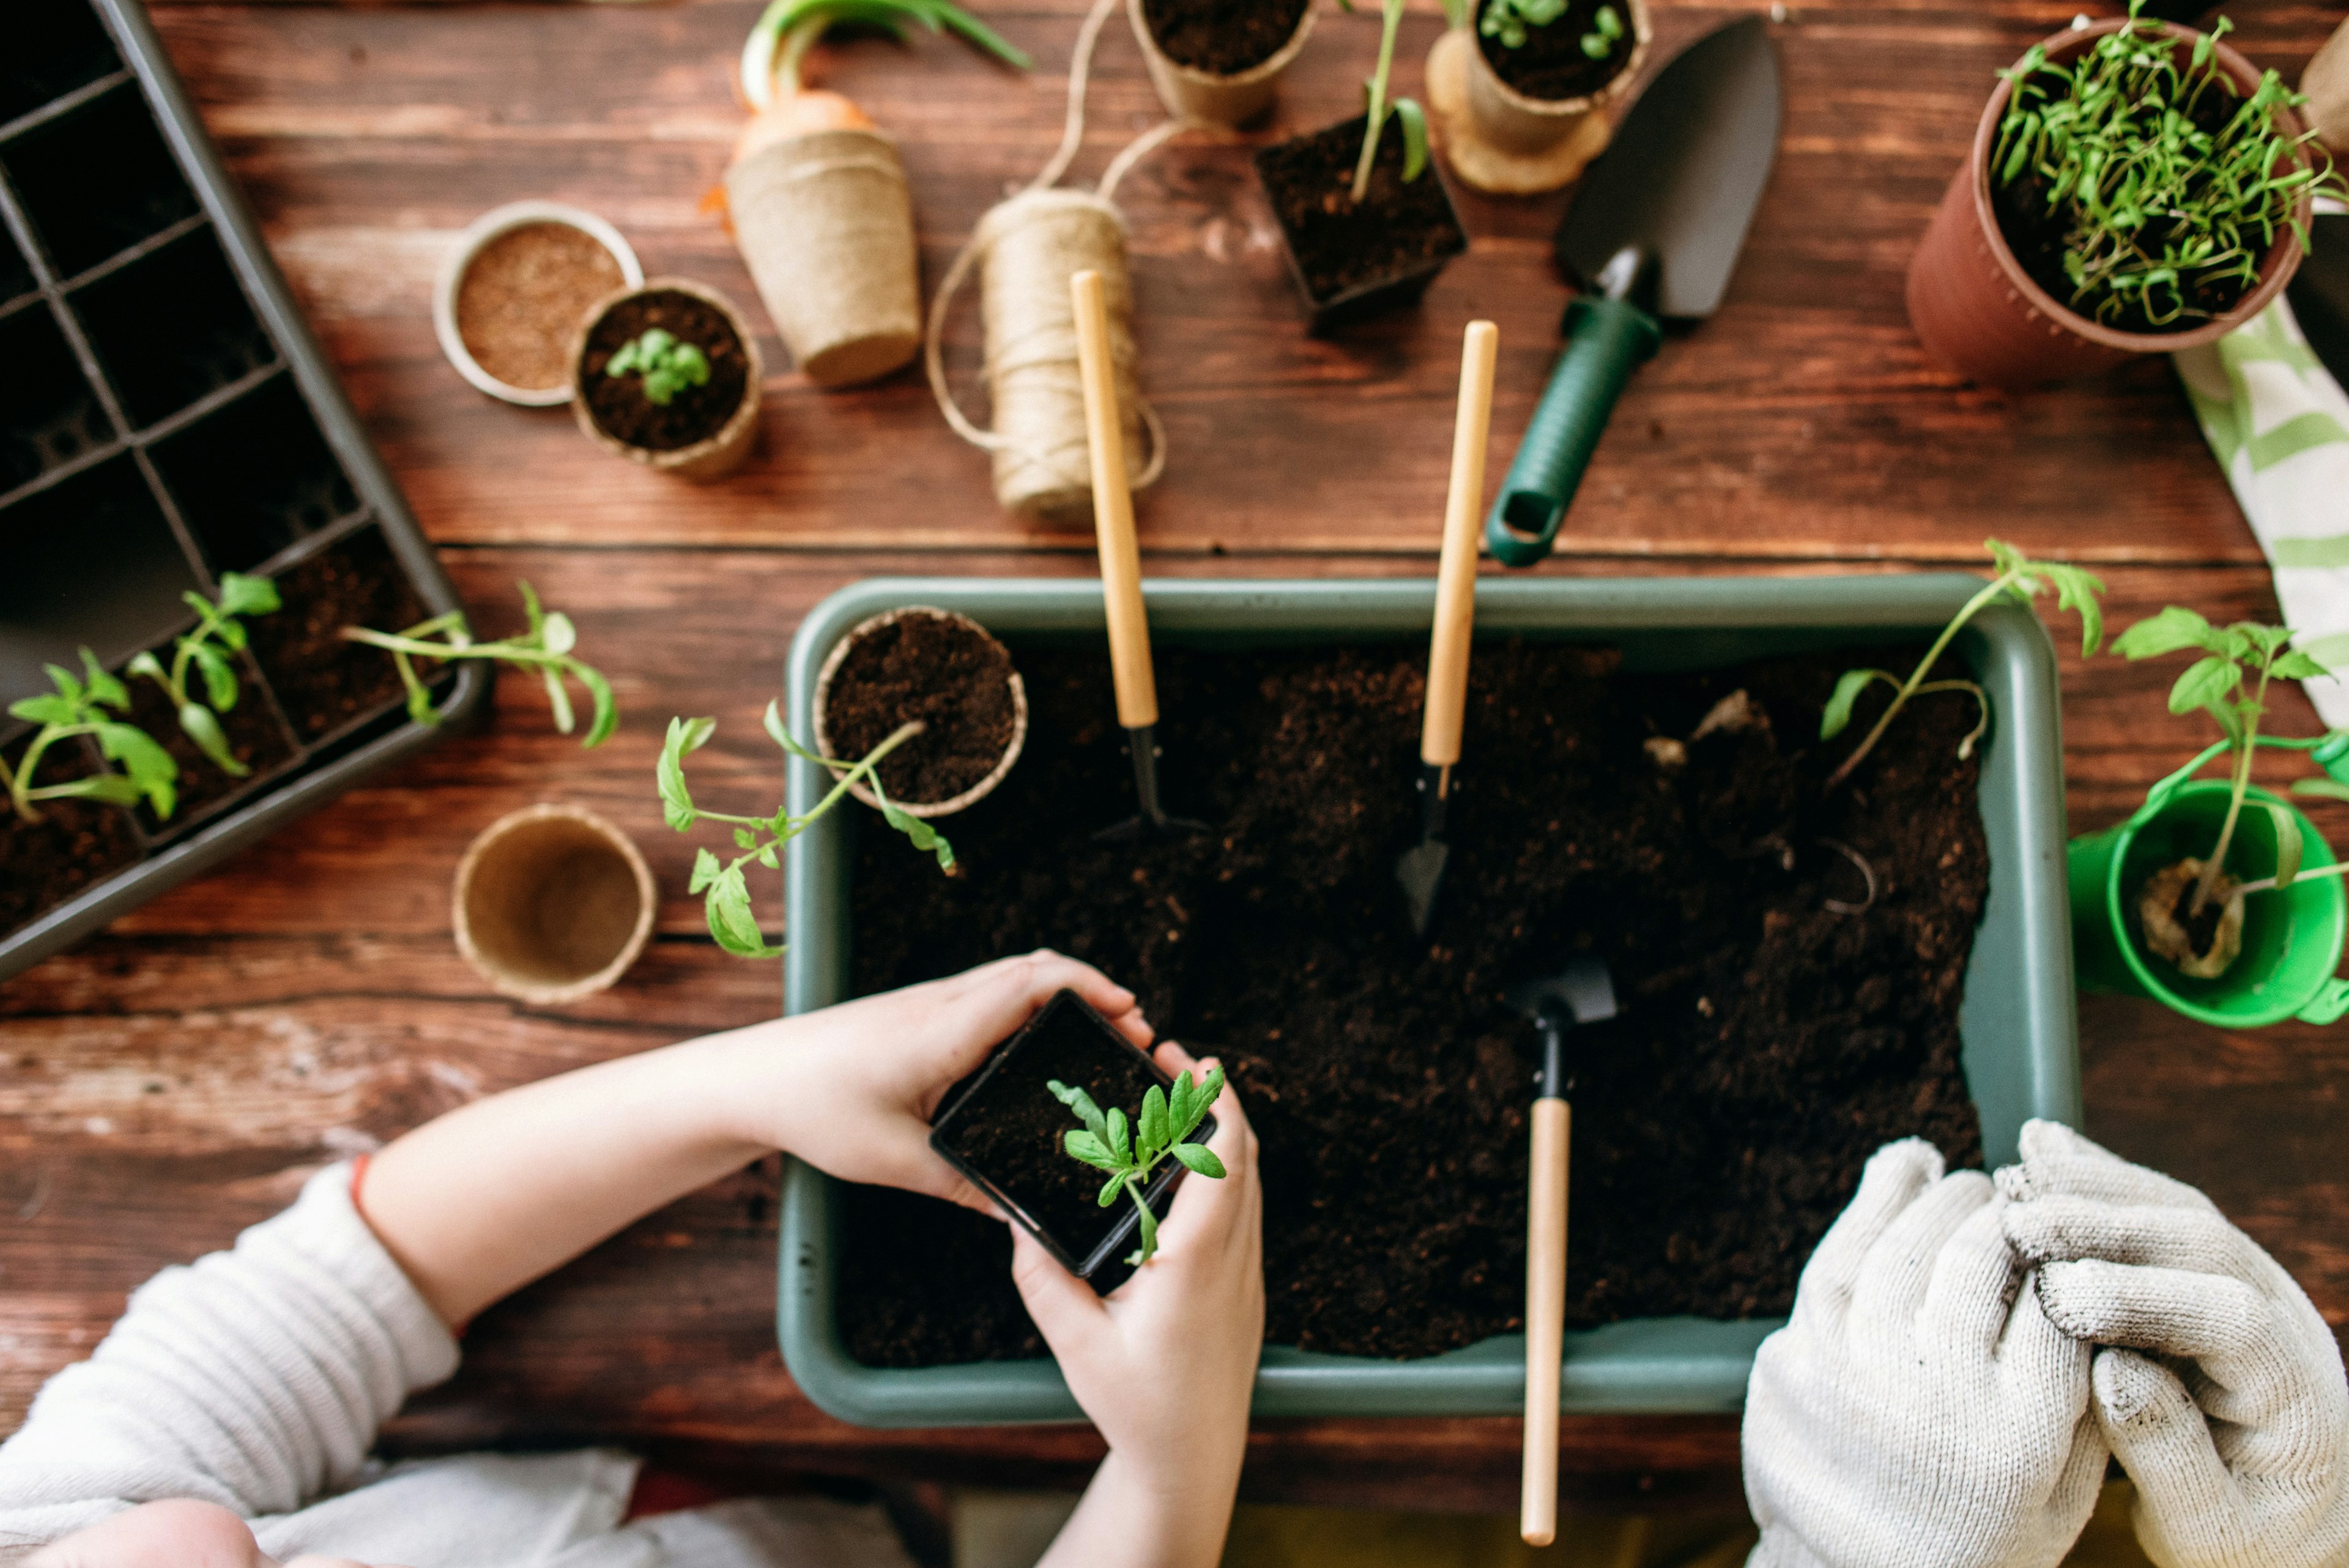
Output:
[
  {"xmin": 2268, "ymin": 800, "xmax": 2303, "ymax": 888},
  {"xmin": 1171, "ymin": 1142, "xmax": 1225, "ymax": 1178},
  {"xmin": 2291, "ymin": 778, "xmax": 2349, "ymax": 802},
  {"xmin": 177, "ymin": 702, "xmax": 243, "ymax": 776},
  {"xmin": 2273, "ymin": 649, "xmax": 2331, "ymax": 681},
  {"xmin": 1821, "ymin": 669, "xmax": 1894, "ymax": 740},
  {"xmin": 1138, "ymin": 1083, "xmax": 1168, "ymax": 1154},
  {"xmin": 2115, "ymin": 604, "xmax": 2222, "ymax": 660},
  {"xmin": 2169, "ymin": 653, "xmax": 2240, "ymax": 715},
  {"xmin": 690, "ymin": 846, "xmax": 722, "ymax": 894}
]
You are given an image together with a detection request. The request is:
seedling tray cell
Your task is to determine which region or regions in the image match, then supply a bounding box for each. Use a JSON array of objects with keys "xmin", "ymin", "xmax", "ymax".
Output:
[
  {"xmin": 777, "ymin": 575, "xmax": 2080, "ymax": 1424},
  {"xmin": 0, "ymin": 0, "xmax": 481, "ymax": 983}
]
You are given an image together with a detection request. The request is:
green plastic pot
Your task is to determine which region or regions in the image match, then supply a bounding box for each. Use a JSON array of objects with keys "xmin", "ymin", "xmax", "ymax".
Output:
[
  {"xmin": 2069, "ymin": 759, "xmax": 2349, "ymax": 1028},
  {"xmin": 777, "ymin": 574, "xmax": 2082, "ymax": 1425}
]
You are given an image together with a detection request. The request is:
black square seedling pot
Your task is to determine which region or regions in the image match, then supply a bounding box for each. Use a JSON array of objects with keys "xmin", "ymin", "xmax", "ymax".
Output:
[
  {"xmin": 1253, "ymin": 114, "xmax": 1469, "ymax": 333},
  {"xmin": 0, "ymin": 0, "xmax": 483, "ymax": 981},
  {"xmin": 930, "ymin": 988, "xmax": 1214, "ymax": 1287}
]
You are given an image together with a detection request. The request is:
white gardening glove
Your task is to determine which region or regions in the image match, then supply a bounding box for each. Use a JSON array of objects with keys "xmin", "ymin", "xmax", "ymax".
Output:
[
  {"xmin": 1743, "ymin": 1137, "xmax": 2105, "ymax": 1568},
  {"xmin": 1999, "ymin": 1119, "xmax": 2349, "ymax": 1568}
]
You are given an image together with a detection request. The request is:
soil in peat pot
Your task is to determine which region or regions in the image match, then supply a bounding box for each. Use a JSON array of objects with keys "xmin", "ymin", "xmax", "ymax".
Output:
[
  {"xmin": 1141, "ymin": 0, "xmax": 1309, "ymax": 74},
  {"xmin": 826, "ymin": 614, "xmax": 1018, "ymax": 804},
  {"xmin": 837, "ymin": 640, "xmax": 1989, "ymax": 1365},
  {"xmin": 119, "ymin": 647, "xmax": 299, "ymax": 833},
  {"xmin": 579, "ymin": 291, "xmax": 751, "ymax": 452},
  {"xmin": 1258, "ymin": 117, "xmax": 1468, "ymax": 308},
  {"xmin": 1, "ymin": 730, "xmax": 144, "ymax": 937},
  {"xmin": 457, "ymin": 223, "xmax": 626, "ymax": 393},
  {"xmin": 1476, "ymin": 0, "xmax": 1638, "ymax": 102},
  {"xmin": 245, "ymin": 529, "xmax": 431, "ymax": 743}
]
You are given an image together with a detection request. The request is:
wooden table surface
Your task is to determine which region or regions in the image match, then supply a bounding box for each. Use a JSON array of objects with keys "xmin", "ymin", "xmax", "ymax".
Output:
[{"xmin": 4, "ymin": 0, "xmax": 2347, "ymax": 1517}]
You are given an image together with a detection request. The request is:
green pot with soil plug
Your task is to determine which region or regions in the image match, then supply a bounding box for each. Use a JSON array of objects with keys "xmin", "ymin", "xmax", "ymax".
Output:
[
  {"xmin": 1907, "ymin": 6, "xmax": 2338, "ymax": 390},
  {"xmin": 572, "ymin": 280, "xmax": 762, "ymax": 481},
  {"xmin": 1427, "ymin": 0, "xmax": 1648, "ymax": 196},
  {"xmin": 1255, "ymin": 0, "xmax": 1469, "ymax": 331},
  {"xmin": 774, "ymin": 572, "xmax": 2080, "ymax": 1424},
  {"xmin": 1128, "ymin": 0, "xmax": 1314, "ymax": 128}
]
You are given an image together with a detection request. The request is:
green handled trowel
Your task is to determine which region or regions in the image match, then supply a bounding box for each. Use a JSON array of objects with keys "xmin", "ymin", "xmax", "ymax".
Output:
[{"xmin": 1485, "ymin": 17, "xmax": 1782, "ymax": 568}]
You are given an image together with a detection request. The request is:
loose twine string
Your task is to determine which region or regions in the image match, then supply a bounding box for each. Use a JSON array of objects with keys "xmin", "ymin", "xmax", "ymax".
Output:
[{"xmin": 924, "ymin": 0, "xmax": 1206, "ymax": 505}]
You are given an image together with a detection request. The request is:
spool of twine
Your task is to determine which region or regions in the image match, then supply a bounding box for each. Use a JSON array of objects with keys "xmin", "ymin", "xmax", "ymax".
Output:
[{"xmin": 725, "ymin": 127, "xmax": 921, "ymax": 388}]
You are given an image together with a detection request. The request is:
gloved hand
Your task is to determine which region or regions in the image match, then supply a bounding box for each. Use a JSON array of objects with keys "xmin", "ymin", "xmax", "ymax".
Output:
[
  {"xmin": 1743, "ymin": 1137, "xmax": 2105, "ymax": 1568},
  {"xmin": 1999, "ymin": 1119, "xmax": 2349, "ymax": 1568}
]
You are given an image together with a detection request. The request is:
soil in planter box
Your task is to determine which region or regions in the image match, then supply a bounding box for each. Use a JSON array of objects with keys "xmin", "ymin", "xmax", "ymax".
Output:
[
  {"xmin": 116, "ymin": 646, "xmax": 297, "ymax": 833},
  {"xmin": 826, "ymin": 615, "xmax": 1017, "ymax": 804},
  {"xmin": 1258, "ymin": 116, "xmax": 1468, "ymax": 308},
  {"xmin": 245, "ymin": 528, "xmax": 428, "ymax": 742},
  {"xmin": 1141, "ymin": 0, "xmax": 1308, "ymax": 75},
  {"xmin": 1, "ymin": 732, "xmax": 143, "ymax": 938},
  {"xmin": 1476, "ymin": 0, "xmax": 1636, "ymax": 103},
  {"xmin": 838, "ymin": 639, "xmax": 1987, "ymax": 1365},
  {"xmin": 579, "ymin": 291, "xmax": 750, "ymax": 452}
]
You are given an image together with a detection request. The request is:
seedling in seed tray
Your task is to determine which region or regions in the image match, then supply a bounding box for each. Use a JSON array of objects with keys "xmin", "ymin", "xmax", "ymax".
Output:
[
  {"xmin": 605, "ymin": 329, "xmax": 711, "ymax": 406},
  {"xmin": 1050, "ymin": 1066, "xmax": 1225, "ymax": 1265},
  {"xmin": 1821, "ymin": 539, "xmax": 2104, "ymax": 791},
  {"xmin": 127, "ymin": 571, "xmax": 280, "ymax": 779},
  {"xmin": 1338, "ymin": 0, "xmax": 1431, "ymax": 204},
  {"xmin": 341, "ymin": 581, "xmax": 616, "ymax": 746},
  {"xmin": 659, "ymin": 703, "xmax": 951, "ymax": 958},
  {"xmin": 1, "ymin": 650, "xmax": 178, "ymax": 824}
]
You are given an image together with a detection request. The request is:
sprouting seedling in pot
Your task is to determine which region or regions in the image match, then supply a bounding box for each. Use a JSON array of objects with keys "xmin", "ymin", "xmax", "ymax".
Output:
[
  {"xmin": 126, "ymin": 571, "xmax": 279, "ymax": 779},
  {"xmin": 340, "ymin": 581, "xmax": 617, "ymax": 746},
  {"xmin": 1579, "ymin": 3, "xmax": 1624, "ymax": 59},
  {"xmin": 0, "ymin": 649, "xmax": 177, "ymax": 824},
  {"xmin": 1050, "ymin": 1066, "xmax": 1225, "ymax": 1266},
  {"xmin": 659, "ymin": 702, "xmax": 951, "ymax": 958},
  {"xmin": 1339, "ymin": 0, "xmax": 1430, "ymax": 205},
  {"xmin": 605, "ymin": 329, "xmax": 711, "ymax": 407},
  {"xmin": 1821, "ymin": 538, "xmax": 2104, "ymax": 792},
  {"xmin": 1477, "ymin": 0, "xmax": 1623, "ymax": 58}
]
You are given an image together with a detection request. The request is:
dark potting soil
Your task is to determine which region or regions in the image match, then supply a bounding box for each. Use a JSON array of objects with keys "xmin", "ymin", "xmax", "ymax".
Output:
[
  {"xmin": 0, "ymin": 730, "xmax": 143, "ymax": 938},
  {"xmin": 1256, "ymin": 115, "xmax": 1468, "ymax": 308},
  {"xmin": 1476, "ymin": 0, "xmax": 1636, "ymax": 103},
  {"xmin": 2169, "ymin": 874, "xmax": 2230, "ymax": 961},
  {"xmin": 838, "ymin": 641, "xmax": 1988, "ymax": 1365},
  {"xmin": 1141, "ymin": 0, "xmax": 1309, "ymax": 75},
  {"xmin": 932, "ymin": 993, "xmax": 1173, "ymax": 1265},
  {"xmin": 245, "ymin": 529, "xmax": 428, "ymax": 741},
  {"xmin": 119, "ymin": 646, "xmax": 298, "ymax": 833},
  {"xmin": 579, "ymin": 291, "xmax": 751, "ymax": 453},
  {"xmin": 825, "ymin": 613, "xmax": 1019, "ymax": 804}
]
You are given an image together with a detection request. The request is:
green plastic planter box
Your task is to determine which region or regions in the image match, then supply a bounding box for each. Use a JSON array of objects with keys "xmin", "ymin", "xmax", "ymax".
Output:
[{"xmin": 777, "ymin": 574, "xmax": 2082, "ymax": 1425}]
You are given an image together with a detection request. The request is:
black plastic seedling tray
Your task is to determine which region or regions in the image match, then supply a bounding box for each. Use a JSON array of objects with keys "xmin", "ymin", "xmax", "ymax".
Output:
[{"xmin": 0, "ymin": 0, "xmax": 483, "ymax": 982}]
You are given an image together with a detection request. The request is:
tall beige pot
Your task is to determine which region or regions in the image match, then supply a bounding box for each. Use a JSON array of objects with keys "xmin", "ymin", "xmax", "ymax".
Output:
[
  {"xmin": 726, "ymin": 127, "xmax": 921, "ymax": 388},
  {"xmin": 1126, "ymin": 0, "xmax": 1313, "ymax": 128},
  {"xmin": 2305, "ymin": 17, "xmax": 2349, "ymax": 156}
]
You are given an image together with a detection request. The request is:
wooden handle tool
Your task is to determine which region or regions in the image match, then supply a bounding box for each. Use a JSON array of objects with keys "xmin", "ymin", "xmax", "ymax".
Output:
[
  {"xmin": 1523, "ymin": 1093, "xmax": 1570, "ymax": 1546},
  {"xmin": 1424, "ymin": 319, "xmax": 1499, "ymax": 773},
  {"xmin": 1071, "ymin": 268, "xmax": 1155, "ymax": 730}
]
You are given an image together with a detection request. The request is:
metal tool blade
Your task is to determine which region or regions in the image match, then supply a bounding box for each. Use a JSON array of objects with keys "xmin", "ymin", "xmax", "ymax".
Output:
[
  {"xmin": 1507, "ymin": 956, "xmax": 1620, "ymax": 1029},
  {"xmin": 1554, "ymin": 17, "xmax": 1782, "ymax": 321},
  {"xmin": 1396, "ymin": 837, "xmax": 1449, "ymax": 934},
  {"xmin": 2289, "ymin": 212, "xmax": 2349, "ymax": 388}
]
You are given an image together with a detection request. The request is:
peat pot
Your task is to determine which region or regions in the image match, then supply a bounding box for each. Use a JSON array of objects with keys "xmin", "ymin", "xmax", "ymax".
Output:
[
  {"xmin": 571, "ymin": 278, "xmax": 763, "ymax": 481},
  {"xmin": 1428, "ymin": 0, "xmax": 1650, "ymax": 196},
  {"xmin": 777, "ymin": 574, "xmax": 2082, "ymax": 1424},
  {"xmin": 811, "ymin": 606, "xmax": 1028, "ymax": 817},
  {"xmin": 1906, "ymin": 18, "xmax": 2314, "ymax": 392},
  {"xmin": 1127, "ymin": 0, "xmax": 1313, "ymax": 128},
  {"xmin": 453, "ymin": 803, "xmax": 656, "ymax": 1006}
]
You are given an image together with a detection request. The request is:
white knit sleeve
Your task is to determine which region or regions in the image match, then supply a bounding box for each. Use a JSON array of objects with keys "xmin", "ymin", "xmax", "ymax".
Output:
[{"xmin": 0, "ymin": 1163, "xmax": 459, "ymax": 1551}]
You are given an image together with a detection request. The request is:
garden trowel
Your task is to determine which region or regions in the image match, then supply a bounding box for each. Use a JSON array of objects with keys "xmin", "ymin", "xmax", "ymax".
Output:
[{"xmin": 1484, "ymin": 16, "xmax": 1781, "ymax": 567}]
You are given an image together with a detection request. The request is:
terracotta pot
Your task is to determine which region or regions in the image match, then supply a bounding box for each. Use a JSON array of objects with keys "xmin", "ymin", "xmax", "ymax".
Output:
[
  {"xmin": 1906, "ymin": 18, "xmax": 2314, "ymax": 392},
  {"xmin": 571, "ymin": 277, "xmax": 763, "ymax": 481},
  {"xmin": 1126, "ymin": 0, "xmax": 1313, "ymax": 128},
  {"xmin": 453, "ymin": 804, "xmax": 656, "ymax": 1005},
  {"xmin": 1454, "ymin": 0, "xmax": 1648, "ymax": 182},
  {"xmin": 811, "ymin": 606, "xmax": 1028, "ymax": 819}
]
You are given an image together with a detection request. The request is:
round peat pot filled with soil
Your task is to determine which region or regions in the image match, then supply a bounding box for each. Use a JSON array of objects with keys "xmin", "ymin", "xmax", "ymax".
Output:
[
  {"xmin": 813, "ymin": 607, "xmax": 1026, "ymax": 816},
  {"xmin": 1428, "ymin": 0, "xmax": 1648, "ymax": 195},
  {"xmin": 1907, "ymin": 15, "xmax": 2326, "ymax": 391},
  {"xmin": 928, "ymin": 987, "xmax": 1212, "ymax": 1280},
  {"xmin": 571, "ymin": 279, "xmax": 762, "ymax": 481},
  {"xmin": 1127, "ymin": 0, "xmax": 1314, "ymax": 128},
  {"xmin": 2069, "ymin": 780, "xmax": 2349, "ymax": 1027},
  {"xmin": 436, "ymin": 202, "xmax": 644, "ymax": 407},
  {"xmin": 1255, "ymin": 113, "xmax": 1471, "ymax": 332},
  {"xmin": 454, "ymin": 803, "xmax": 657, "ymax": 1006}
]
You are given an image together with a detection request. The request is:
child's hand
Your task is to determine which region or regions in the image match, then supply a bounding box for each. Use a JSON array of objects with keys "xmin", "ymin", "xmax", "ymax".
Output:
[
  {"xmin": 729, "ymin": 951, "xmax": 1151, "ymax": 1213},
  {"xmin": 1014, "ymin": 1043, "xmax": 1263, "ymax": 1568}
]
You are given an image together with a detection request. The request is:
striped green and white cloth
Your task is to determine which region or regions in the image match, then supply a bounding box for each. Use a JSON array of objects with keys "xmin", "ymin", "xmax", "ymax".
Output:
[{"xmin": 2175, "ymin": 234, "xmax": 2349, "ymax": 727}]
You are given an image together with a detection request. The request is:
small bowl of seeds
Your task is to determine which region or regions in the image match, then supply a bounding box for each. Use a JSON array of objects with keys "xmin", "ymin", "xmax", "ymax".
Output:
[{"xmin": 435, "ymin": 201, "xmax": 644, "ymax": 407}]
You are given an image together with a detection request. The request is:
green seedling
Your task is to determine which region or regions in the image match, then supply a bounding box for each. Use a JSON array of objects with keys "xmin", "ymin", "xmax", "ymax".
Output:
[
  {"xmin": 1050, "ymin": 1066, "xmax": 1225, "ymax": 1266},
  {"xmin": 659, "ymin": 704, "xmax": 951, "ymax": 958},
  {"xmin": 1822, "ymin": 539, "xmax": 2104, "ymax": 791},
  {"xmin": 126, "ymin": 572, "xmax": 280, "ymax": 779},
  {"xmin": 741, "ymin": 0, "xmax": 1030, "ymax": 108},
  {"xmin": 341, "ymin": 582, "xmax": 615, "ymax": 746},
  {"xmin": 1340, "ymin": 0, "xmax": 1430, "ymax": 205},
  {"xmin": 0, "ymin": 649, "xmax": 177, "ymax": 824},
  {"xmin": 605, "ymin": 329, "xmax": 711, "ymax": 407},
  {"xmin": 1478, "ymin": 0, "xmax": 1622, "ymax": 59},
  {"xmin": 1992, "ymin": 0, "xmax": 2344, "ymax": 328}
]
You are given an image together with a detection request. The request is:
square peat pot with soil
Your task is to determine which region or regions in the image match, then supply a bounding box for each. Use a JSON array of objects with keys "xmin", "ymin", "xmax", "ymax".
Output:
[{"xmin": 776, "ymin": 576, "xmax": 2080, "ymax": 1425}]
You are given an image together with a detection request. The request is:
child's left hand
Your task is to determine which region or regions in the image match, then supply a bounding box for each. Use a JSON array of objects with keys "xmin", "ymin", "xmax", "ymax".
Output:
[{"xmin": 712, "ymin": 950, "xmax": 1151, "ymax": 1213}]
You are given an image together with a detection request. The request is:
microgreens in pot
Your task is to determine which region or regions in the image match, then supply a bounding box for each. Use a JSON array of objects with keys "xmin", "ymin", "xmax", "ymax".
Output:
[
  {"xmin": 1, "ymin": 650, "xmax": 177, "ymax": 823},
  {"xmin": 605, "ymin": 329, "xmax": 712, "ymax": 407},
  {"xmin": 659, "ymin": 704, "xmax": 951, "ymax": 958},
  {"xmin": 340, "ymin": 581, "xmax": 616, "ymax": 746},
  {"xmin": 1338, "ymin": 0, "xmax": 1431, "ymax": 204},
  {"xmin": 1050, "ymin": 1066, "xmax": 1225, "ymax": 1265},
  {"xmin": 127, "ymin": 571, "xmax": 280, "ymax": 779},
  {"xmin": 1822, "ymin": 539, "xmax": 2105, "ymax": 791},
  {"xmin": 1479, "ymin": 0, "xmax": 1623, "ymax": 59}
]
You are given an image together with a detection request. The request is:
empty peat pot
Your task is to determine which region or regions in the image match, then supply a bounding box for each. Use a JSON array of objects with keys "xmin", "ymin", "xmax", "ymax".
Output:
[
  {"xmin": 571, "ymin": 277, "xmax": 763, "ymax": 481},
  {"xmin": 812, "ymin": 606, "xmax": 1027, "ymax": 817},
  {"xmin": 454, "ymin": 804, "xmax": 656, "ymax": 1005},
  {"xmin": 929, "ymin": 988, "xmax": 1211, "ymax": 1283}
]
